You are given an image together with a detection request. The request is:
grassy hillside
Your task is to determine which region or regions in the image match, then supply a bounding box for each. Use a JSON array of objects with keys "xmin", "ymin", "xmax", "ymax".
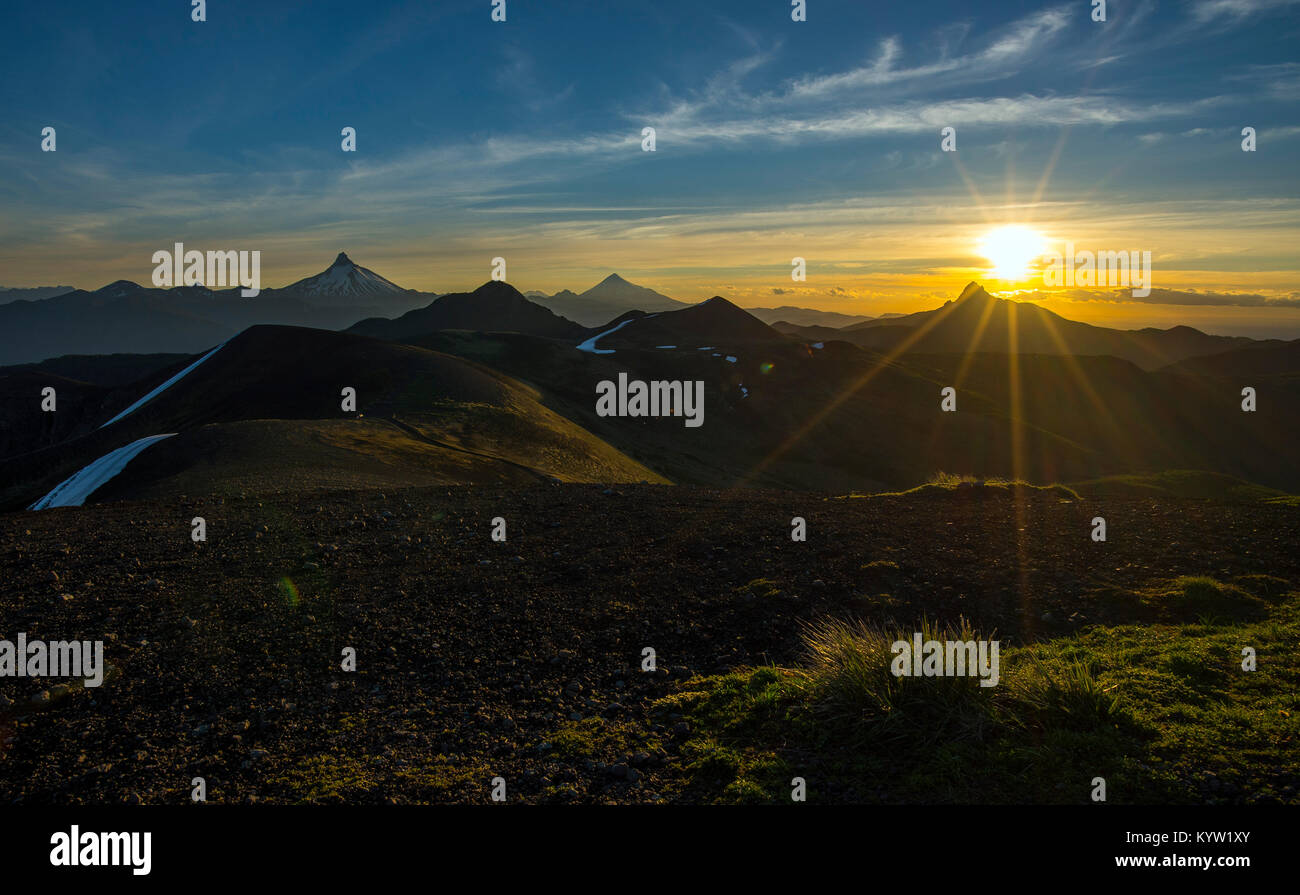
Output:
[
  {"xmin": 90, "ymin": 418, "xmax": 660, "ymax": 501},
  {"xmin": 0, "ymin": 325, "xmax": 666, "ymax": 509}
]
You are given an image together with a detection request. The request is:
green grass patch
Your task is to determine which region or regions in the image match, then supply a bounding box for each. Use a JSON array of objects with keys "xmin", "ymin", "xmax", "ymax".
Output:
[
  {"xmin": 1144, "ymin": 575, "xmax": 1268, "ymax": 623},
  {"xmin": 267, "ymin": 754, "xmax": 379, "ymax": 804},
  {"xmin": 864, "ymin": 473, "xmax": 1079, "ymax": 501},
  {"xmin": 1069, "ymin": 470, "xmax": 1292, "ymax": 503},
  {"xmin": 545, "ymin": 717, "xmax": 662, "ymax": 761},
  {"xmin": 652, "ymin": 595, "xmax": 1300, "ymax": 804},
  {"xmin": 393, "ymin": 756, "xmax": 493, "ymax": 802}
]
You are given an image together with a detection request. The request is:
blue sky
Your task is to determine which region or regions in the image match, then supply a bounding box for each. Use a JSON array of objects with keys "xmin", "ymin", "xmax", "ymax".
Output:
[{"xmin": 1, "ymin": 0, "xmax": 1298, "ymax": 334}]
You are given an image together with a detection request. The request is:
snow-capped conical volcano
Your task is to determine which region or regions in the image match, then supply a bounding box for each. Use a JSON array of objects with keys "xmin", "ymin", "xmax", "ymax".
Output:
[{"xmin": 281, "ymin": 252, "xmax": 410, "ymax": 305}]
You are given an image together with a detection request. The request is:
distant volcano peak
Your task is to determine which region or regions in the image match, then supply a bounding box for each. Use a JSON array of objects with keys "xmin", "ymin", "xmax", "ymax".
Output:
[{"xmin": 280, "ymin": 252, "xmax": 407, "ymax": 303}]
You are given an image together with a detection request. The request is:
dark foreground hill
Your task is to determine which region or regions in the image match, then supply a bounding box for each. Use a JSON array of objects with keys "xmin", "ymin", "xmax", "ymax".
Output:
[
  {"xmin": 0, "ymin": 325, "xmax": 663, "ymax": 509},
  {"xmin": 1, "ymin": 483, "xmax": 1295, "ymax": 804},
  {"xmin": 1162, "ymin": 339, "xmax": 1300, "ymax": 379}
]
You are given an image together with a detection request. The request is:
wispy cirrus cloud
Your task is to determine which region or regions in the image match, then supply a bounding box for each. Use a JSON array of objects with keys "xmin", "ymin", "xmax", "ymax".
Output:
[{"xmin": 1191, "ymin": 0, "xmax": 1300, "ymax": 23}]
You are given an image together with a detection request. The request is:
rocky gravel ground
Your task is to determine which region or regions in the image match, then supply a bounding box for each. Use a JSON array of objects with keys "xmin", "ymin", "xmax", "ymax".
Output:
[{"xmin": 0, "ymin": 483, "xmax": 1295, "ymax": 804}]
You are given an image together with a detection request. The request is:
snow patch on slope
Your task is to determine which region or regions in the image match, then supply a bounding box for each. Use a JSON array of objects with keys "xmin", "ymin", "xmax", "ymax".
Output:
[
  {"xmin": 30, "ymin": 434, "xmax": 177, "ymax": 510},
  {"xmin": 576, "ymin": 317, "xmax": 637, "ymax": 354},
  {"xmin": 100, "ymin": 340, "xmax": 228, "ymax": 429}
]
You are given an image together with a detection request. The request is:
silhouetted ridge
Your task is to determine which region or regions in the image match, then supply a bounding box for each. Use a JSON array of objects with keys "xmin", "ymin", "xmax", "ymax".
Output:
[
  {"xmin": 593, "ymin": 294, "xmax": 787, "ymax": 349},
  {"xmin": 832, "ymin": 281, "xmax": 1280, "ymax": 370},
  {"xmin": 346, "ymin": 281, "xmax": 587, "ymax": 341}
]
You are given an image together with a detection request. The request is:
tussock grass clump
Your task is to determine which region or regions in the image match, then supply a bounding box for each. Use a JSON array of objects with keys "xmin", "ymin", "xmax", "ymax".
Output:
[
  {"xmin": 795, "ymin": 616, "xmax": 1121, "ymax": 743},
  {"xmin": 1001, "ymin": 652, "xmax": 1124, "ymax": 732},
  {"xmin": 796, "ymin": 616, "xmax": 995, "ymax": 746},
  {"xmin": 929, "ymin": 471, "xmax": 979, "ymax": 486}
]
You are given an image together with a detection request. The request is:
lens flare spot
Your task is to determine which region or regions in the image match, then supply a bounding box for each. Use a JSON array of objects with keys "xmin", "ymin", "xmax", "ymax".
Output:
[
  {"xmin": 277, "ymin": 576, "xmax": 301, "ymax": 607},
  {"xmin": 760, "ymin": 362, "xmax": 774, "ymax": 375}
]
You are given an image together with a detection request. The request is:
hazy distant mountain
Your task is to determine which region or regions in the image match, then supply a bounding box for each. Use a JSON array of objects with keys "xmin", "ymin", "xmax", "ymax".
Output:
[
  {"xmin": 531, "ymin": 274, "xmax": 688, "ymax": 325},
  {"xmin": 745, "ymin": 306, "xmax": 874, "ymax": 328},
  {"xmin": 0, "ymin": 253, "xmax": 432, "ymax": 365},
  {"xmin": 829, "ymin": 282, "xmax": 1284, "ymax": 370},
  {"xmin": 1161, "ymin": 339, "xmax": 1300, "ymax": 379},
  {"xmin": 348, "ymin": 281, "xmax": 588, "ymax": 341},
  {"xmin": 0, "ymin": 285, "xmax": 76, "ymax": 304},
  {"xmin": 769, "ymin": 321, "xmax": 847, "ymax": 342},
  {"xmin": 0, "ymin": 352, "xmax": 190, "ymax": 387},
  {"xmin": 581, "ymin": 274, "xmax": 685, "ymax": 310}
]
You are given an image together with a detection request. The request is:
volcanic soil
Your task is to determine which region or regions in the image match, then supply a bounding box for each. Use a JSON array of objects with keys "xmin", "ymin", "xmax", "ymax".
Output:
[{"xmin": 0, "ymin": 484, "xmax": 1295, "ymax": 804}]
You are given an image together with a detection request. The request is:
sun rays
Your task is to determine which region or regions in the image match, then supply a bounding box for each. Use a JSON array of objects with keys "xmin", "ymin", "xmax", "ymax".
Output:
[{"xmin": 730, "ymin": 125, "xmax": 1148, "ymax": 507}]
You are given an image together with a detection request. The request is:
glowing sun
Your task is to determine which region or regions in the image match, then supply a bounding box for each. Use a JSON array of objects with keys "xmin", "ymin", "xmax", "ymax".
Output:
[{"xmin": 978, "ymin": 225, "xmax": 1046, "ymax": 281}]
